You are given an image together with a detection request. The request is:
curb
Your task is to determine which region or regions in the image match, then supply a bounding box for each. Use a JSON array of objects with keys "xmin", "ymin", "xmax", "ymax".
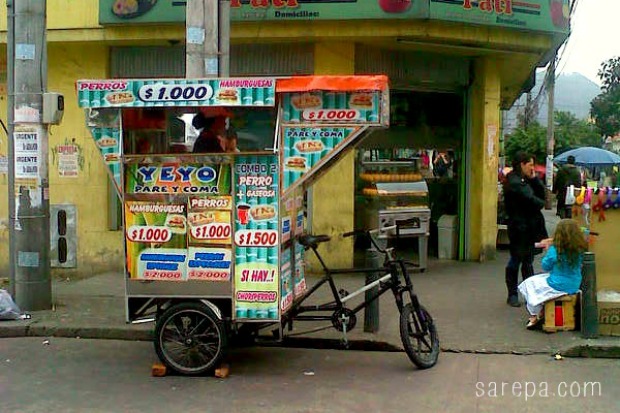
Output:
[
  {"xmin": 3, "ymin": 324, "xmax": 619, "ymax": 358},
  {"xmin": 0, "ymin": 324, "xmax": 152, "ymax": 341}
]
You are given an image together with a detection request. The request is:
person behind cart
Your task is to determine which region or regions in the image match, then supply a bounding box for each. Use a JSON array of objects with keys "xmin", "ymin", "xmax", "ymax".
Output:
[
  {"xmin": 552, "ymin": 155, "xmax": 583, "ymax": 218},
  {"xmin": 517, "ymin": 218, "xmax": 587, "ymax": 329},
  {"xmin": 192, "ymin": 113, "xmax": 226, "ymax": 153},
  {"xmin": 503, "ymin": 151, "xmax": 548, "ymax": 308},
  {"xmin": 223, "ymin": 126, "xmax": 240, "ymax": 153}
]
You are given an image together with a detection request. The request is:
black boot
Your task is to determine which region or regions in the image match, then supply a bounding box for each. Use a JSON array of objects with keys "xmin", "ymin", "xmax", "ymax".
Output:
[{"xmin": 505, "ymin": 267, "xmax": 521, "ymax": 307}]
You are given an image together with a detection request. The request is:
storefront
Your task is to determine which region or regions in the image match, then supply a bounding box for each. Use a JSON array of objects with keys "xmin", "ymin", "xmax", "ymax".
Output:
[{"xmin": 0, "ymin": 0, "xmax": 569, "ymax": 276}]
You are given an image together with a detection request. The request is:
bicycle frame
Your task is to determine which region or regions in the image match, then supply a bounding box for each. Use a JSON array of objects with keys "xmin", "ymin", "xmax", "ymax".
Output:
[{"xmin": 284, "ymin": 246, "xmax": 409, "ymax": 325}]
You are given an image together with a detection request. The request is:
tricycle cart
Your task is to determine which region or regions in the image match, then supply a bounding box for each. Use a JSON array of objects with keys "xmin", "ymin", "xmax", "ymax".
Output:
[{"xmin": 77, "ymin": 75, "xmax": 439, "ymax": 374}]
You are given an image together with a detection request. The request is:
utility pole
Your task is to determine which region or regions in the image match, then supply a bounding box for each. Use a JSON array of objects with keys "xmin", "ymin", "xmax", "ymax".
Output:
[
  {"xmin": 545, "ymin": 57, "xmax": 556, "ymax": 210},
  {"xmin": 186, "ymin": 0, "xmax": 230, "ymax": 78},
  {"xmin": 7, "ymin": 0, "xmax": 52, "ymax": 310}
]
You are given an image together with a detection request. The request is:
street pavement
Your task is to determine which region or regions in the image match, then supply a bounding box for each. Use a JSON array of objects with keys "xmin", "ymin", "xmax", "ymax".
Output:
[
  {"xmin": 0, "ymin": 209, "xmax": 618, "ymax": 358},
  {"xmin": 2, "ymin": 337, "xmax": 619, "ymax": 413}
]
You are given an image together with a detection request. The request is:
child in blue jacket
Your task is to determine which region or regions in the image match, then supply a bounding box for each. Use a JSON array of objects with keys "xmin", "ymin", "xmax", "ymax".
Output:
[{"xmin": 518, "ymin": 219, "xmax": 588, "ymax": 329}]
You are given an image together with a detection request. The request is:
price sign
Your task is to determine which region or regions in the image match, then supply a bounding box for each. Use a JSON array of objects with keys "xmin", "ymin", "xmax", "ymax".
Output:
[
  {"xmin": 138, "ymin": 84, "xmax": 214, "ymax": 102},
  {"xmin": 302, "ymin": 109, "xmax": 360, "ymax": 122},
  {"xmin": 235, "ymin": 229, "xmax": 278, "ymax": 247},
  {"xmin": 191, "ymin": 223, "xmax": 232, "ymax": 240},
  {"xmin": 127, "ymin": 226, "xmax": 172, "ymax": 243}
]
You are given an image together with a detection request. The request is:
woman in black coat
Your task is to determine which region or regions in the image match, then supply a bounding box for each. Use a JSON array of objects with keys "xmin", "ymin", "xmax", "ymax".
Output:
[{"xmin": 503, "ymin": 151, "xmax": 548, "ymax": 307}]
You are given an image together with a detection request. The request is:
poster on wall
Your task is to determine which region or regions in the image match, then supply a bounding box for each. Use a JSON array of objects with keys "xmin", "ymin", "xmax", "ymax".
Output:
[
  {"xmin": 124, "ymin": 201, "xmax": 188, "ymax": 281},
  {"xmin": 233, "ymin": 155, "xmax": 280, "ymax": 320},
  {"xmin": 53, "ymin": 143, "xmax": 81, "ymax": 178},
  {"xmin": 13, "ymin": 126, "xmax": 45, "ymax": 212}
]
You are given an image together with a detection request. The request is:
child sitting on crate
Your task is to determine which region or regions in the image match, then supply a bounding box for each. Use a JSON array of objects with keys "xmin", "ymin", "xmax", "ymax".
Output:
[{"xmin": 518, "ymin": 219, "xmax": 588, "ymax": 330}]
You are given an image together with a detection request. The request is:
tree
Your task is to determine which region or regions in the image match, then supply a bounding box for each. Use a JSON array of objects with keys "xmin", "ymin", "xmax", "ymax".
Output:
[
  {"xmin": 554, "ymin": 111, "xmax": 602, "ymax": 155},
  {"xmin": 504, "ymin": 121, "xmax": 547, "ymax": 164},
  {"xmin": 504, "ymin": 112, "xmax": 602, "ymax": 164},
  {"xmin": 591, "ymin": 57, "xmax": 620, "ymax": 137}
]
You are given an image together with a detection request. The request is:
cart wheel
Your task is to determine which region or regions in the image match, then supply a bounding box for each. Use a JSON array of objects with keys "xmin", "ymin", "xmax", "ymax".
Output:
[
  {"xmin": 154, "ymin": 302, "xmax": 226, "ymax": 376},
  {"xmin": 399, "ymin": 304, "xmax": 439, "ymax": 369}
]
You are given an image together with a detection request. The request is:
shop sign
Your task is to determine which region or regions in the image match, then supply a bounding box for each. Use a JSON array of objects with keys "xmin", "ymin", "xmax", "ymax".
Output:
[
  {"xmin": 280, "ymin": 247, "xmax": 293, "ymax": 312},
  {"xmin": 125, "ymin": 201, "xmax": 189, "ymax": 280},
  {"xmin": 187, "ymin": 247, "xmax": 232, "ymax": 281},
  {"xmin": 124, "ymin": 163, "xmax": 232, "ymax": 195},
  {"xmin": 281, "ymin": 91, "xmax": 382, "ymax": 124},
  {"xmin": 87, "ymin": 109, "xmax": 123, "ymax": 196},
  {"xmin": 77, "ymin": 78, "xmax": 276, "ymax": 108},
  {"xmin": 281, "ymin": 126, "xmax": 360, "ymax": 191},
  {"xmin": 234, "ymin": 155, "xmax": 280, "ymax": 320},
  {"xmin": 430, "ymin": 0, "xmax": 569, "ymax": 34},
  {"xmin": 99, "ymin": 0, "xmax": 429, "ymax": 24}
]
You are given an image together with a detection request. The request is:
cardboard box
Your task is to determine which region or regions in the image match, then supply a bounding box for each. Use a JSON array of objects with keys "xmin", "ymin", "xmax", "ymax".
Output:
[{"xmin": 598, "ymin": 301, "xmax": 620, "ymax": 337}]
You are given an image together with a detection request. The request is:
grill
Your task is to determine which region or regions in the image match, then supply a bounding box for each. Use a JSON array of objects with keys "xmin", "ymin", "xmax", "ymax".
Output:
[{"xmin": 378, "ymin": 207, "xmax": 430, "ymax": 271}]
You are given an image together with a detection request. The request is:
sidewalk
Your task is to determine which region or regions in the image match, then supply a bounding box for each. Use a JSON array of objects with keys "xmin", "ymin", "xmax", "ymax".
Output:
[{"xmin": 1, "ymin": 210, "xmax": 618, "ymax": 358}]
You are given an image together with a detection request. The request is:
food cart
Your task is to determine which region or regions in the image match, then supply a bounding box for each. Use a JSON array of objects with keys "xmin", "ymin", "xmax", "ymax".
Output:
[{"xmin": 77, "ymin": 75, "xmax": 390, "ymax": 374}]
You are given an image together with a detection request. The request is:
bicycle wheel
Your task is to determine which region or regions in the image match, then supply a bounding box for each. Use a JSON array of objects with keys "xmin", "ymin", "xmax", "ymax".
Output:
[
  {"xmin": 154, "ymin": 302, "xmax": 226, "ymax": 375},
  {"xmin": 399, "ymin": 303, "xmax": 439, "ymax": 369}
]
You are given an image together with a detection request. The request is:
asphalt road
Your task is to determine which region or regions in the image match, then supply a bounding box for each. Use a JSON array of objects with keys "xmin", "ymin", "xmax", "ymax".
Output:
[{"xmin": 1, "ymin": 337, "xmax": 618, "ymax": 413}]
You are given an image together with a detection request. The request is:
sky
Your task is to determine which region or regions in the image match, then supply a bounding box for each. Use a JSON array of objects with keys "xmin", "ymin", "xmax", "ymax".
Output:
[{"xmin": 558, "ymin": 0, "xmax": 620, "ymax": 85}]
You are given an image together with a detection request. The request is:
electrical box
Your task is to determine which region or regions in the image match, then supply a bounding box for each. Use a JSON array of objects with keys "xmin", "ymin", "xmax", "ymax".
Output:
[{"xmin": 43, "ymin": 92, "xmax": 64, "ymax": 125}]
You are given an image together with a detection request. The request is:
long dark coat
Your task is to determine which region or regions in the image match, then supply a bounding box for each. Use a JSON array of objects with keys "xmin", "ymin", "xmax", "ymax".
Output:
[{"xmin": 503, "ymin": 171, "xmax": 548, "ymax": 258}]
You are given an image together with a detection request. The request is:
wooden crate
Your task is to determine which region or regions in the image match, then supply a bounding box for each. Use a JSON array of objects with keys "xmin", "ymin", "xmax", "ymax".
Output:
[{"xmin": 543, "ymin": 294, "xmax": 579, "ymax": 333}]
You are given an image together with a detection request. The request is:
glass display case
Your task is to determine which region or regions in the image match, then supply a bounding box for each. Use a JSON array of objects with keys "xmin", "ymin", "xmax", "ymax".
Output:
[{"xmin": 355, "ymin": 150, "xmax": 431, "ymax": 269}]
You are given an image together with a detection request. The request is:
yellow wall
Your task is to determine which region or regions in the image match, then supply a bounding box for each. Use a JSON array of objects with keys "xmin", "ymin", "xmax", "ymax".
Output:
[
  {"xmin": 0, "ymin": 43, "xmax": 124, "ymax": 277},
  {"xmin": 467, "ymin": 57, "xmax": 501, "ymax": 261},
  {"xmin": 47, "ymin": 42, "xmax": 124, "ymax": 275},
  {"xmin": 306, "ymin": 42, "xmax": 356, "ymax": 272}
]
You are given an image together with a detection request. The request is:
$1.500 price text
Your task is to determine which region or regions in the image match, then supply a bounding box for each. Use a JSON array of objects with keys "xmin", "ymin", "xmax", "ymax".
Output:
[{"xmin": 235, "ymin": 230, "xmax": 278, "ymax": 247}]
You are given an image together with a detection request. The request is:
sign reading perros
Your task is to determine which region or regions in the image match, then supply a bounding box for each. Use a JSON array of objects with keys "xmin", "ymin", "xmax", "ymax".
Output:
[{"xmin": 77, "ymin": 78, "xmax": 275, "ymax": 108}]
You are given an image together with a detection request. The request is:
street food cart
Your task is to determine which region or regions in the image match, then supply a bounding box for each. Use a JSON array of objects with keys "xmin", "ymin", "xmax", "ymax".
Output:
[{"xmin": 77, "ymin": 75, "xmax": 390, "ymax": 374}]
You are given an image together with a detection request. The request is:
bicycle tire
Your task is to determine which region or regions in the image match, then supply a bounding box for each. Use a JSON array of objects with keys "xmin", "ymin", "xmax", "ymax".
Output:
[
  {"xmin": 399, "ymin": 303, "xmax": 439, "ymax": 369},
  {"xmin": 154, "ymin": 301, "xmax": 226, "ymax": 376}
]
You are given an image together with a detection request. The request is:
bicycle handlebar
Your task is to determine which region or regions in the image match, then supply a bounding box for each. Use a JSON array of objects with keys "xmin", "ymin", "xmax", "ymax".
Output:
[{"xmin": 342, "ymin": 225, "xmax": 399, "ymax": 254}]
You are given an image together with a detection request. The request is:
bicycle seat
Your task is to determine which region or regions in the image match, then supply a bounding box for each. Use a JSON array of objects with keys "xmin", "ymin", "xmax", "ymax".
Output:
[{"xmin": 298, "ymin": 234, "xmax": 331, "ymax": 249}]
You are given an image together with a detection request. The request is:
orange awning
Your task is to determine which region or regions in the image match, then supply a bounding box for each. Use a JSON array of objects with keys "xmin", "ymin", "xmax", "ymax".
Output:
[{"xmin": 276, "ymin": 75, "xmax": 388, "ymax": 93}]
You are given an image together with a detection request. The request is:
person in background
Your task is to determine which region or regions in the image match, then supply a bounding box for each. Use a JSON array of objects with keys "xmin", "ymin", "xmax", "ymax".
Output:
[
  {"xmin": 552, "ymin": 155, "xmax": 582, "ymax": 218},
  {"xmin": 223, "ymin": 126, "xmax": 240, "ymax": 153},
  {"xmin": 192, "ymin": 113, "xmax": 226, "ymax": 153},
  {"xmin": 503, "ymin": 151, "xmax": 548, "ymax": 307},
  {"xmin": 433, "ymin": 151, "xmax": 451, "ymax": 178},
  {"xmin": 518, "ymin": 219, "xmax": 587, "ymax": 329}
]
